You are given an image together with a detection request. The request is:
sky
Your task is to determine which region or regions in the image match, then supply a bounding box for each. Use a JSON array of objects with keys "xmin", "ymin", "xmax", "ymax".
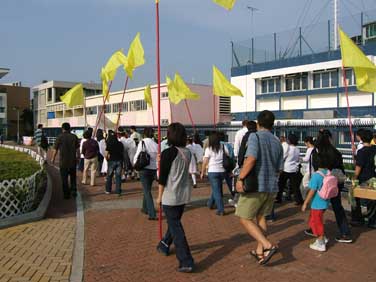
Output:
[{"xmin": 1, "ymin": 0, "xmax": 375, "ymax": 92}]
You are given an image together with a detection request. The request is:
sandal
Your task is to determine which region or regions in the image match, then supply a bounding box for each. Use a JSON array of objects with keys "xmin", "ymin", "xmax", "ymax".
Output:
[
  {"xmin": 259, "ymin": 246, "xmax": 278, "ymax": 266},
  {"xmin": 250, "ymin": 250, "xmax": 264, "ymax": 263}
]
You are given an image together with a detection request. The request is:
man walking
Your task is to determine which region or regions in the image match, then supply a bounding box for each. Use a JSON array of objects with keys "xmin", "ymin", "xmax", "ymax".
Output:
[
  {"xmin": 235, "ymin": 110, "xmax": 283, "ymax": 265},
  {"xmin": 81, "ymin": 130, "xmax": 99, "ymax": 186},
  {"xmin": 34, "ymin": 124, "xmax": 48, "ymax": 158},
  {"xmin": 51, "ymin": 122, "xmax": 80, "ymax": 199}
]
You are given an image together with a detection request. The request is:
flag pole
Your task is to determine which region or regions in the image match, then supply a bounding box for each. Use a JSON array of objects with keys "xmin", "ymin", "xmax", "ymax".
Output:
[
  {"xmin": 184, "ymin": 100, "xmax": 196, "ymax": 132},
  {"xmin": 83, "ymin": 93, "xmax": 87, "ymax": 130},
  {"xmin": 151, "ymin": 104, "xmax": 156, "ymax": 127},
  {"xmin": 94, "ymin": 80, "xmax": 113, "ymax": 136},
  {"xmin": 156, "ymin": 0, "xmax": 162, "ymax": 240},
  {"xmin": 342, "ymin": 66, "xmax": 356, "ymax": 160},
  {"xmin": 115, "ymin": 76, "xmax": 129, "ymax": 132}
]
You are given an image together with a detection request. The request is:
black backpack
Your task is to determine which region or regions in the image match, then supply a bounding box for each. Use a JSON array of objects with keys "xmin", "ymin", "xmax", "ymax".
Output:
[{"xmin": 237, "ymin": 131, "xmax": 252, "ymax": 167}]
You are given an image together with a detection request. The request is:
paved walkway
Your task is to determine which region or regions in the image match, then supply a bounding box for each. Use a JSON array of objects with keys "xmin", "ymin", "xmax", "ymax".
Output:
[
  {"xmin": 79, "ymin": 176, "xmax": 376, "ymax": 282},
  {"xmin": 0, "ymin": 166, "xmax": 76, "ymax": 282}
]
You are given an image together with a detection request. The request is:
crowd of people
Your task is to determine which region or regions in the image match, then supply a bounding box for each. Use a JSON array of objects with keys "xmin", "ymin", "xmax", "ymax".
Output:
[{"xmin": 35, "ymin": 109, "xmax": 376, "ymax": 272}]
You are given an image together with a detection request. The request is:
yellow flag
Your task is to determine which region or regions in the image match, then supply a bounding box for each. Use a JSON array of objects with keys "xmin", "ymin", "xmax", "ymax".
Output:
[
  {"xmin": 166, "ymin": 76, "xmax": 184, "ymax": 105},
  {"xmin": 124, "ymin": 33, "xmax": 145, "ymax": 79},
  {"xmin": 144, "ymin": 84, "xmax": 153, "ymax": 107},
  {"xmin": 101, "ymin": 68, "xmax": 110, "ymax": 101},
  {"xmin": 103, "ymin": 50, "xmax": 127, "ymax": 81},
  {"xmin": 156, "ymin": 0, "xmax": 159, "ymax": 3},
  {"xmin": 339, "ymin": 27, "xmax": 376, "ymax": 92},
  {"xmin": 213, "ymin": 65, "xmax": 243, "ymax": 97},
  {"xmin": 174, "ymin": 73, "xmax": 200, "ymax": 100},
  {"xmin": 60, "ymin": 83, "xmax": 84, "ymax": 108},
  {"xmin": 212, "ymin": 0, "xmax": 236, "ymax": 10}
]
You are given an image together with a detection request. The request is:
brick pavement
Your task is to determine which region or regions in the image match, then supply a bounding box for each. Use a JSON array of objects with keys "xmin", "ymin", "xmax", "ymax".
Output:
[
  {"xmin": 0, "ymin": 166, "xmax": 76, "ymax": 282},
  {"xmin": 80, "ymin": 177, "xmax": 376, "ymax": 282}
]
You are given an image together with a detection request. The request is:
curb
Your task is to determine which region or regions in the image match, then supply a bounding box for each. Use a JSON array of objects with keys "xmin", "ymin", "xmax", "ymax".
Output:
[
  {"xmin": 70, "ymin": 191, "xmax": 85, "ymax": 282},
  {"xmin": 0, "ymin": 166, "xmax": 52, "ymax": 229}
]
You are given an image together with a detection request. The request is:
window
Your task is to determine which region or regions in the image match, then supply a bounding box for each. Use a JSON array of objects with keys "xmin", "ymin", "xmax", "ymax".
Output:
[
  {"xmin": 0, "ymin": 107, "xmax": 4, "ymax": 113},
  {"xmin": 85, "ymin": 89, "xmax": 97, "ymax": 97},
  {"xmin": 113, "ymin": 103, "xmax": 120, "ymax": 113},
  {"xmin": 105, "ymin": 104, "xmax": 112, "ymax": 113},
  {"xmin": 285, "ymin": 73, "xmax": 307, "ymax": 91},
  {"xmin": 313, "ymin": 70, "xmax": 339, "ymax": 89},
  {"xmin": 123, "ymin": 102, "xmax": 128, "ymax": 112},
  {"xmin": 129, "ymin": 100, "xmax": 147, "ymax": 111},
  {"xmin": 47, "ymin": 88, "xmax": 53, "ymax": 102},
  {"xmin": 86, "ymin": 106, "xmax": 97, "ymax": 115},
  {"xmin": 345, "ymin": 69, "xmax": 355, "ymax": 86},
  {"xmin": 161, "ymin": 92, "xmax": 168, "ymax": 98},
  {"xmin": 260, "ymin": 77, "xmax": 281, "ymax": 94},
  {"xmin": 0, "ymin": 96, "xmax": 3, "ymax": 106},
  {"xmin": 366, "ymin": 23, "xmax": 376, "ymax": 38},
  {"xmin": 330, "ymin": 71, "xmax": 338, "ymax": 87}
]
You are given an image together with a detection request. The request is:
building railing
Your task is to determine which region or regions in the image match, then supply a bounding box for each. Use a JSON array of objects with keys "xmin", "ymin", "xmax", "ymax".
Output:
[{"xmin": 0, "ymin": 145, "xmax": 46, "ymax": 219}]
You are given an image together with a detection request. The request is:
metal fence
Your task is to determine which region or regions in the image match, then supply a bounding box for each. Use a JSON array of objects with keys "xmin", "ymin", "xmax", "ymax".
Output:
[{"xmin": 232, "ymin": 9, "xmax": 376, "ymax": 68}]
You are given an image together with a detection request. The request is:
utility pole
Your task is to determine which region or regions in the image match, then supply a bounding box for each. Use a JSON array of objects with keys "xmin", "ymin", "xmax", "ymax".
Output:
[
  {"xmin": 247, "ymin": 5, "xmax": 259, "ymax": 64},
  {"xmin": 334, "ymin": 0, "xmax": 339, "ymax": 49}
]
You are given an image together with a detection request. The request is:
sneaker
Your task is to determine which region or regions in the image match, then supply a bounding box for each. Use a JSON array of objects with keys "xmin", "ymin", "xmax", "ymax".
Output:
[
  {"xmin": 177, "ymin": 266, "xmax": 193, "ymax": 273},
  {"xmin": 228, "ymin": 198, "xmax": 235, "ymax": 206},
  {"xmin": 105, "ymin": 191, "xmax": 110, "ymax": 195},
  {"xmin": 335, "ymin": 235, "xmax": 353, "ymax": 243},
  {"xmin": 324, "ymin": 237, "xmax": 329, "ymax": 244},
  {"xmin": 156, "ymin": 241, "xmax": 169, "ymax": 256},
  {"xmin": 304, "ymin": 229, "xmax": 315, "ymax": 237},
  {"xmin": 309, "ymin": 239, "xmax": 326, "ymax": 252}
]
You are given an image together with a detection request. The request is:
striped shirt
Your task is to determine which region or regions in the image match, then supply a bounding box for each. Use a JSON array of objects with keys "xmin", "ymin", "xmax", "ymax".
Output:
[{"xmin": 34, "ymin": 129, "xmax": 43, "ymax": 146}]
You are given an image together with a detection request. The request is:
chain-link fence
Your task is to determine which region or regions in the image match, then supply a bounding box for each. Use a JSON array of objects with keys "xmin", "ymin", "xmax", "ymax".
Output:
[{"xmin": 232, "ymin": 9, "xmax": 376, "ymax": 68}]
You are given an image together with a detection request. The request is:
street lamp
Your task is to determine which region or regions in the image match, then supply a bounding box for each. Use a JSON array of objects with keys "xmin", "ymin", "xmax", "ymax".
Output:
[{"xmin": 12, "ymin": 106, "xmax": 20, "ymax": 144}]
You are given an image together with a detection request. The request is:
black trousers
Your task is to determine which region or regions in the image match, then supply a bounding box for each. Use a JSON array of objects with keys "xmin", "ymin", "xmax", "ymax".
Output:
[
  {"xmin": 162, "ymin": 205, "xmax": 194, "ymax": 268},
  {"xmin": 60, "ymin": 167, "xmax": 77, "ymax": 197},
  {"xmin": 277, "ymin": 171, "xmax": 303, "ymax": 204}
]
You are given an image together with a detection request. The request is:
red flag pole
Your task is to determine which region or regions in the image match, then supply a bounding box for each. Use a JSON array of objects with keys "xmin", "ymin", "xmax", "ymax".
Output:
[
  {"xmin": 156, "ymin": 0, "xmax": 162, "ymax": 240},
  {"xmin": 115, "ymin": 76, "xmax": 129, "ymax": 132},
  {"xmin": 94, "ymin": 80, "xmax": 113, "ymax": 137},
  {"xmin": 342, "ymin": 66, "xmax": 356, "ymax": 161},
  {"xmin": 184, "ymin": 100, "xmax": 196, "ymax": 132},
  {"xmin": 151, "ymin": 104, "xmax": 156, "ymax": 127}
]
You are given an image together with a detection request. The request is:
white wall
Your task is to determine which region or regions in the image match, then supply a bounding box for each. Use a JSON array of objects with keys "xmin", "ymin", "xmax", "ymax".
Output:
[
  {"xmin": 339, "ymin": 92, "xmax": 372, "ymax": 107},
  {"xmin": 257, "ymin": 99, "xmax": 279, "ymax": 111},
  {"xmin": 231, "ymin": 75, "xmax": 255, "ymax": 113},
  {"xmin": 281, "ymin": 96, "xmax": 306, "ymax": 110},
  {"xmin": 309, "ymin": 94, "xmax": 337, "ymax": 109}
]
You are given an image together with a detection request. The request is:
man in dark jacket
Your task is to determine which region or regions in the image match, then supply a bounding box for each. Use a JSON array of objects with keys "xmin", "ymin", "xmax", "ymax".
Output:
[{"xmin": 51, "ymin": 123, "xmax": 80, "ymax": 199}]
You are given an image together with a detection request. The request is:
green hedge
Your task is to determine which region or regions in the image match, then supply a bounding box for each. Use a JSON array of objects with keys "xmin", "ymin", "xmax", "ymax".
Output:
[{"xmin": 0, "ymin": 148, "xmax": 41, "ymax": 181}]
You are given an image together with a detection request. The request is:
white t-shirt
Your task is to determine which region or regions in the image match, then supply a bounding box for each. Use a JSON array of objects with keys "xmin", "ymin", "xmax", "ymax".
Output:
[
  {"xmin": 234, "ymin": 127, "xmax": 248, "ymax": 157},
  {"xmin": 133, "ymin": 137, "xmax": 158, "ymax": 170},
  {"xmin": 283, "ymin": 145, "xmax": 300, "ymax": 173},
  {"xmin": 204, "ymin": 147, "xmax": 226, "ymax": 173}
]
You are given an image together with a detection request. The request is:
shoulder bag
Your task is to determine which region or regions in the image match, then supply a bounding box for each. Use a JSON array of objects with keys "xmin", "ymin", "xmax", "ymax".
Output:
[
  {"xmin": 134, "ymin": 141, "xmax": 150, "ymax": 171},
  {"xmin": 243, "ymin": 133, "xmax": 260, "ymax": 193}
]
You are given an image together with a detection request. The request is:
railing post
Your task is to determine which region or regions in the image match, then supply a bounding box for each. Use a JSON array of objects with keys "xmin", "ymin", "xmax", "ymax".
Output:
[
  {"xmin": 328, "ymin": 20, "xmax": 331, "ymax": 51},
  {"xmin": 274, "ymin": 33, "xmax": 277, "ymax": 60}
]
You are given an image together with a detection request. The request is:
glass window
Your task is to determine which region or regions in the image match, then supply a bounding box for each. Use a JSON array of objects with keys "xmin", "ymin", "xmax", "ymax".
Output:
[
  {"xmin": 105, "ymin": 104, "xmax": 111, "ymax": 113},
  {"xmin": 313, "ymin": 73, "xmax": 321, "ymax": 88},
  {"xmin": 285, "ymin": 78, "xmax": 293, "ymax": 91},
  {"xmin": 345, "ymin": 69, "xmax": 353, "ymax": 85},
  {"xmin": 161, "ymin": 92, "xmax": 168, "ymax": 98},
  {"xmin": 261, "ymin": 80, "xmax": 267, "ymax": 93},
  {"xmin": 276, "ymin": 78, "xmax": 281, "ymax": 92},
  {"xmin": 322, "ymin": 72, "xmax": 330, "ymax": 88},
  {"xmin": 330, "ymin": 71, "xmax": 338, "ymax": 87},
  {"xmin": 301, "ymin": 75, "xmax": 308, "ymax": 89},
  {"xmin": 293, "ymin": 76, "xmax": 300, "ymax": 90},
  {"xmin": 47, "ymin": 88, "xmax": 53, "ymax": 102},
  {"xmin": 86, "ymin": 106, "xmax": 97, "ymax": 115},
  {"xmin": 113, "ymin": 103, "xmax": 120, "ymax": 113},
  {"xmin": 268, "ymin": 80, "xmax": 275, "ymax": 93},
  {"xmin": 123, "ymin": 102, "xmax": 128, "ymax": 112}
]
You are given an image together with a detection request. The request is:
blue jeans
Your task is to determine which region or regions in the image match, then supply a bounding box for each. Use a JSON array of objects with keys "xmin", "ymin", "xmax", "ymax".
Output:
[
  {"xmin": 139, "ymin": 169, "xmax": 157, "ymax": 218},
  {"xmin": 207, "ymin": 172, "xmax": 225, "ymax": 213},
  {"xmin": 161, "ymin": 205, "xmax": 194, "ymax": 268},
  {"xmin": 106, "ymin": 160, "xmax": 122, "ymax": 194}
]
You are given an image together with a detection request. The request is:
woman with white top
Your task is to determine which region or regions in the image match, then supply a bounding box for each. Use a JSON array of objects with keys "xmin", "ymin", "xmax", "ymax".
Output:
[
  {"xmin": 200, "ymin": 131, "xmax": 227, "ymax": 216},
  {"xmin": 133, "ymin": 127, "xmax": 158, "ymax": 220},
  {"xmin": 276, "ymin": 133, "xmax": 303, "ymax": 205}
]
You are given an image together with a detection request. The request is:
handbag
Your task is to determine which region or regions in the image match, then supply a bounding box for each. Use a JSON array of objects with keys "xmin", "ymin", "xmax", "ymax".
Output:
[
  {"xmin": 222, "ymin": 144, "xmax": 236, "ymax": 173},
  {"xmin": 243, "ymin": 133, "xmax": 260, "ymax": 193},
  {"xmin": 134, "ymin": 141, "xmax": 150, "ymax": 171}
]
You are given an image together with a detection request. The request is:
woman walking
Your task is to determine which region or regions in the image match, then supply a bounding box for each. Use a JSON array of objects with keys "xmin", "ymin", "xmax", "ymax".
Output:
[
  {"xmin": 133, "ymin": 127, "xmax": 158, "ymax": 220},
  {"xmin": 200, "ymin": 131, "xmax": 227, "ymax": 216},
  {"xmin": 156, "ymin": 123, "xmax": 194, "ymax": 273}
]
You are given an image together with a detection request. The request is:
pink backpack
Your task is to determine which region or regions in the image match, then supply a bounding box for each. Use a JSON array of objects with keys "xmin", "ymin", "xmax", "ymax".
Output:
[{"xmin": 316, "ymin": 170, "xmax": 339, "ymax": 200}]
